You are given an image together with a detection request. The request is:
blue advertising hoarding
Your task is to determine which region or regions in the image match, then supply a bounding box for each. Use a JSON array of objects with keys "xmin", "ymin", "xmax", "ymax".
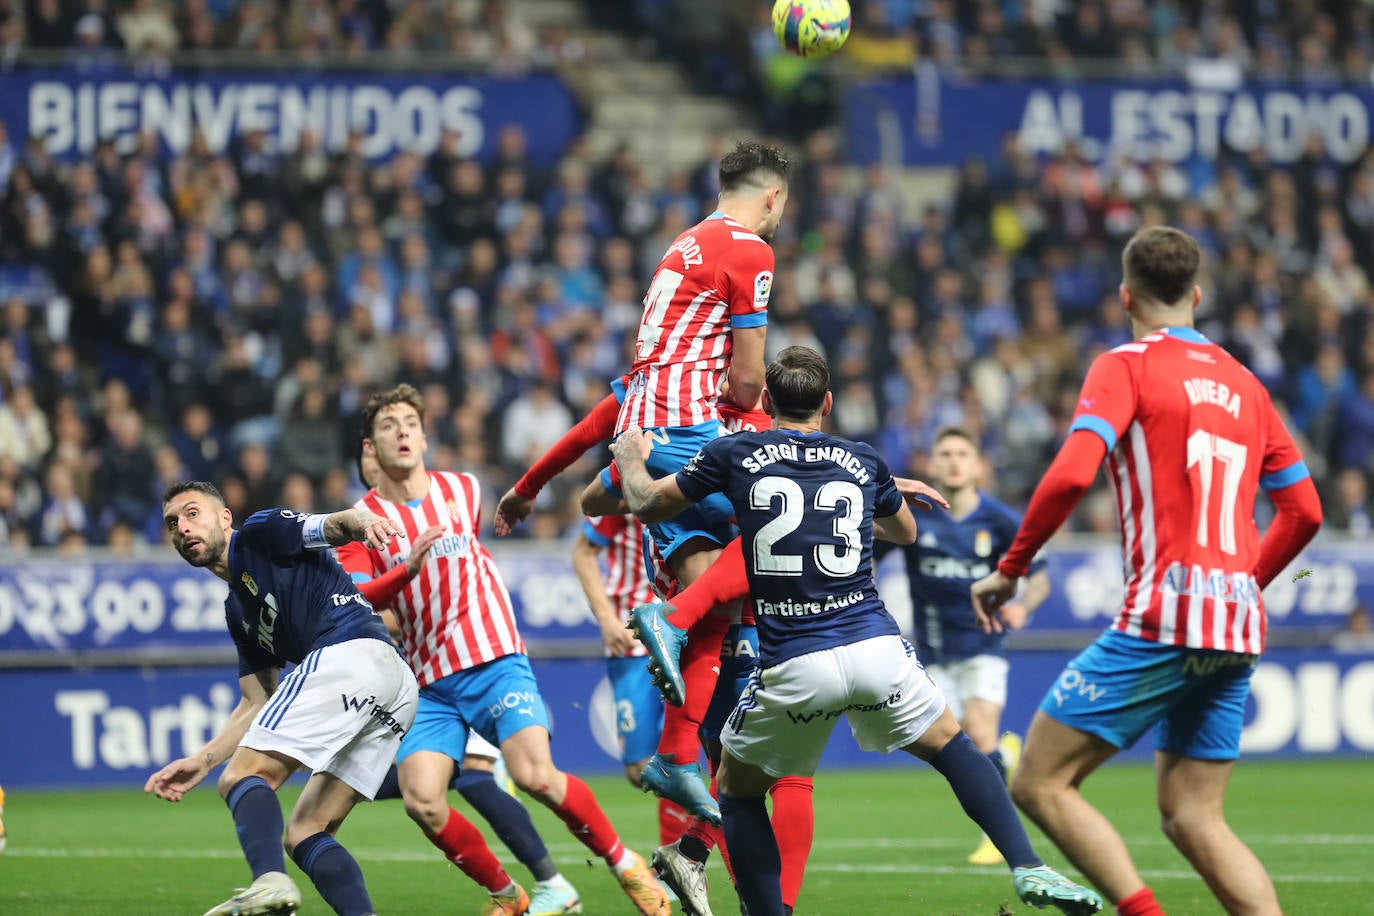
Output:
[
  {"xmin": 1, "ymin": 647, "xmax": 1370, "ymax": 789},
  {"xmin": 1, "ymin": 543, "xmax": 1363, "ymax": 654},
  {"xmin": 845, "ymin": 73, "xmax": 1374, "ymax": 166},
  {"xmin": 1, "ymin": 68, "xmax": 581, "ymax": 163}
]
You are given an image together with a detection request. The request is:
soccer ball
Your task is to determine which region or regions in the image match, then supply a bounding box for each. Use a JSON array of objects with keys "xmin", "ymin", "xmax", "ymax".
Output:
[{"xmin": 772, "ymin": 0, "xmax": 852, "ymax": 59}]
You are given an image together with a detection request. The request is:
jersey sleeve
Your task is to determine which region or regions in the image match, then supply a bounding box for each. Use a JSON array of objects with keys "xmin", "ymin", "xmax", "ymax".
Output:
[
  {"xmin": 675, "ymin": 437, "xmax": 733, "ymax": 502},
  {"xmin": 582, "ymin": 515, "xmax": 622, "ymax": 547},
  {"xmin": 1067, "ymin": 351, "xmax": 1140, "ymax": 452},
  {"xmin": 226, "ymin": 596, "xmax": 277, "ymax": 677},
  {"xmin": 872, "ymin": 452, "xmax": 905, "ymax": 518},
  {"xmin": 1258, "ymin": 395, "xmax": 1311, "ymax": 493},
  {"xmin": 238, "ymin": 509, "xmax": 327, "ymax": 563},
  {"xmin": 336, "ymin": 538, "xmax": 381, "ymax": 586},
  {"xmin": 717, "ymin": 239, "xmax": 774, "ymax": 330}
]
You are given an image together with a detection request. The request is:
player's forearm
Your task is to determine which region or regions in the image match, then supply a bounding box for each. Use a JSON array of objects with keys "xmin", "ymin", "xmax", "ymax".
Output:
[
  {"xmin": 322, "ymin": 508, "xmax": 378, "ymax": 546},
  {"xmin": 998, "ymin": 431, "xmax": 1105, "ymax": 577},
  {"xmin": 571, "ymin": 541, "xmax": 618, "ymax": 627},
  {"xmin": 516, "ymin": 393, "xmax": 620, "ymax": 498},
  {"xmin": 1021, "ymin": 570, "xmax": 1051, "ymax": 614},
  {"xmin": 1255, "ymin": 478, "xmax": 1323, "ymax": 589},
  {"xmin": 723, "ymin": 366, "xmax": 764, "ymax": 410},
  {"xmin": 357, "ymin": 563, "xmax": 412, "ymax": 607},
  {"xmin": 195, "ymin": 697, "xmax": 261, "ymax": 771},
  {"xmin": 874, "ymin": 506, "xmax": 918, "ymax": 545},
  {"xmin": 618, "ymin": 458, "xmax": 676, "ymax": 522},
  {"xmin": 580, "ymin": 478, "xmax": 628, "ymax": 517}
]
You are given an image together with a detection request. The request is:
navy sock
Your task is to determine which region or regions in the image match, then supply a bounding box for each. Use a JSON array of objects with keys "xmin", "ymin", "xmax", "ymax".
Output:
[
  {"xmin": 677, "ymin": 832, "xmax": 711, "ymax": 863},
  {"xmin": 719, "ymin": 792, "xmax": 785, "ymax": 916},
  {"xmin": 291, "ymin": 832, "xmax": 374, "ymax": 916},
  {"xmin": 987, "ymin": 748, "xmax": 1007, "ymax": 784},
  {"xmin": 225, "ymin": 776, "xmax": 285, "ymax": 879},
  {"xmin": 456, "ymin": 769, "xmax": 556, "ymax": 882},
  {"xmin": 929, "ymin": 732, "xmax": 1041, "ymax": 869},
  {"xmin": 372, "ymin": 765, "xmax": 402, "ymax": 802}
]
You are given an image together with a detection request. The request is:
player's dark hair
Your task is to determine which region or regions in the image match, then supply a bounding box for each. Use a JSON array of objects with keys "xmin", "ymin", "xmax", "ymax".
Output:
[
  {"xmin": 934, "ymin": 426, "xmax": 979, "ymax": 451},
  {"xmin": 355, "ymin": 436, "xmax": 368, "ymax": 488},
  {"xmin": 360, "ymin": 383, "xmax": 426, "ymax": 439},
  {"xmin": 161, "ymin": 480, "xmax": 224, "ymax": 506},
  {"xmin": 718, "ymin": 140, "xmax": 790, "ymax": 194},
  {"xmin": 1122, "ymin": 226, "xmax": 1201, "ymax": 307},
  {"xmin": 766, "ymin": 346, "xmax": 829, "ymax": 420}
]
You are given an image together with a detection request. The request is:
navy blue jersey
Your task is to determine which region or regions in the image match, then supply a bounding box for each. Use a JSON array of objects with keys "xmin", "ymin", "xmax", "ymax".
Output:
[
  {"xmin": 225, "ymin": 509, "xmax": 391, "ymax": 675},
  {"xmin": 882, "ymin": 493, "xmax": 1044, "ymax": 663},
  {"xmin": 676, "ymin": 429, "xmax": 906, "ymax": 667}
]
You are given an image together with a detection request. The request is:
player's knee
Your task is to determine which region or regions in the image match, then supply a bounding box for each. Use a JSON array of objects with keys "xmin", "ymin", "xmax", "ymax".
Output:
[
  {"xmin": 1008, "ymin": 768, "xmax": 1039, "ymax": 812},
  {"xmin": 401, "ymin": 784, "xmax": 449, "ymax": 829},
  {"xmin": 506, "ymin": 757, "xmax": 559, "ymax": 797}
]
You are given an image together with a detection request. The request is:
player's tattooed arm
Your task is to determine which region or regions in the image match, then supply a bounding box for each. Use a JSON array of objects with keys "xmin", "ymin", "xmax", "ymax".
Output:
[
  {"xmin": 610, "ymin": 428, "xmax": 695, "ymax": 523},
  {"xmin": 322, "ymin": 508, "xmax": 405, "ymax": 550}
]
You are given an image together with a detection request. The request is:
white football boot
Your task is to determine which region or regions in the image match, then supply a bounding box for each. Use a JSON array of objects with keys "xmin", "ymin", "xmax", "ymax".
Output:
[{"xmin": 202, "ymin": 871, "xmax": 302, "ymax": 916}]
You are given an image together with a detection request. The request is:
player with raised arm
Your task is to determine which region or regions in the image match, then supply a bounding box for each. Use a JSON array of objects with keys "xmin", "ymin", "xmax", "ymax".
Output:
[
  {"xmin": 614, "ymin": 347, "xmax": 1103, "ymax": 916},
  {"xmin": 353, "ymin": 447, "xmax": 575, "ymax": 914},
  {"xmin": 336, "ymin": 385, "xmax": 669, "ymax": 916},
  {"xmin": 878, "ymin": 426, "xmax": 1051, "ymax": 866},
  {"xmin": 148, "ymin": 483, "xmax": 444, "ymax": 916},
  {"xmin": 972, "ymin": 227, "xmax": 1323, "ymax": 916}
]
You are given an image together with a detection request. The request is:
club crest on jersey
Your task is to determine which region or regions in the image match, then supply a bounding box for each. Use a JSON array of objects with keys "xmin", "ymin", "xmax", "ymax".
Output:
[
  {"xmin": 240, "ymin": 572, "xmax": 259, "ymax": 596},
  {"xmin": 974, "ymin": 530, "xmax": 993, "ymax": 558},
  {"xmin": 754, "ymin": 270, "xmax": 773, "ymax": 309}
]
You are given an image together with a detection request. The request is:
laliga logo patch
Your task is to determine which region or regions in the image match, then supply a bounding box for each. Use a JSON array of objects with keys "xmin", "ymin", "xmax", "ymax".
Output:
[
  {"xmin": 240, "ymin": 572, "xmax": 259, "ymax": 596},
  {"xmin": 754, "ymin": 270, "xmax": 773, "ymax": 309},
  {"xmin": 974, "ymin": 530, "xmax": 993, "ymax": 558}
]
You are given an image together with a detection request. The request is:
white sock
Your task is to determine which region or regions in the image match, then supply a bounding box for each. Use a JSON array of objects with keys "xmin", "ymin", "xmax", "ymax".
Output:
[
  {"xmin": 609, "ymin": 848, "xmax": 637, "ymax": 875},
  {"xmin": 535, "ymin": 873, "xmax": 571, "ymax": 889},
  {"xmin": 492, "ymin": 880, "xmax": 517, "ymax": 897}
]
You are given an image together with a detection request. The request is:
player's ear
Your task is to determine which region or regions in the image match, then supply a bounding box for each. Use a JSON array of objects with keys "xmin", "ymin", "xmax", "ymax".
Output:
[
  {"xmin": 821, "ymin": 391, "xmax": 833, "ymax": 418},
  {"xmin": 1190, "ymin": 284, "xmax": 1202, "ymax": 311},
  {"xmin": 362, "ymin": 438, "xmax": 377, "ymax": 457},
  {"xmin": 1119, "ymin": 282, "xmax": 1133, "ymax": 314},
  {"xmin": 220, "ymin": 505, "xmax": 233, "ymax": 530},
  {"xmin": 762, "ymin": 388, "xmax": 775, "ymax": 417}
]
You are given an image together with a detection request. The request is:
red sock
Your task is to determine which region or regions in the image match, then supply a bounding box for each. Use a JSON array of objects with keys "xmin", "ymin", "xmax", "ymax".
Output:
[
  {"xmin": 769, "ymin": 776, "xmax": 814, "ymax": 908},
  {"xmin": 552, "ymin": 774, "xmax": 624, "ymax": 863},
  {"xmin": 429, "ymin": 807, "xmax": 511, "ymax": 893},
  {"xmin": 657, "ymin": 613, "xmax": 730, "ymax": 762},
  {"xmin": 666, "ymin": 538, "xmax": 748, "ymax": 630},
  {"xmin": 1116, "ymin": 886, "xmax": 1165, "ymax": 916},
  {"xmin": 658, "ymin": 797, "xmax": 690, "ymax": 846}
]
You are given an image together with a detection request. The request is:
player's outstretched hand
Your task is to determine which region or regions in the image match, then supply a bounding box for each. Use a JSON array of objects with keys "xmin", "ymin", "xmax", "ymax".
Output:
[
  {"xmin": 894, "ymin": 476, "xmax": 949, "ymax": 510},
  {"xmin": 144, "ymin": 756, "xmax": 209, "ymax": 802},
  {"xmin": 999, "ymin": 602, "xmax": 1030, "ymax": 631},
  {"xmin": 970, "ymin": 570, "xmax": 1017, "ymax": 635},
  {"xmin": 404, "ymin": 525, "xmax": 446, "ymax": 576},
  {"xmin": 600, "ymin": 617, "xmax": 639, "ymax": 657},
  {"xmin": 361, "ymin": 514, "xmax": 404, "ymax": 551},
  {"xmin": 611, "ymin": 427, "xmax": 652, "ymax": 465},
  {"xmin": 494, "ymin": 487, "xmax": 534, "ymax": 537}
]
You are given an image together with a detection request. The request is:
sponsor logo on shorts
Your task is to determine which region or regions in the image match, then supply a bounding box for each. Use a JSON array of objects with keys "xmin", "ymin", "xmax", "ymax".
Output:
[
  {"xmin": 339, "ymin": 693, "xmax": 407, "ymax": 736},
  {"xmin": 785, "ymin": 689, "xmax": 903, "ymax": 725},
  {"xmin": 1051, "ymin": 668, "xmax": 1107, "ymax": 706},
  {"xmin": 488, "ymin": 690, "xmax": 538, "ymax": 720},
  {"xmin": 1181, "ymin": 653, "xmax": 1258, "ymax": 677}
]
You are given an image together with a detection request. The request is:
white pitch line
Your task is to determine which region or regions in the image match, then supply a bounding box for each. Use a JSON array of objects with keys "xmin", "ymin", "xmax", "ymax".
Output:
[{"xmin": 6, "ymin": 845, "xmax": 1372, "ymax": 885}]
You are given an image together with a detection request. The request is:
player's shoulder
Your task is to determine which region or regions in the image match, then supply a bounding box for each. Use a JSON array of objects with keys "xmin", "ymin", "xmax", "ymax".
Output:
[
  {"xmin": 975, "ymin": 493, "xmax": 1023, "ymax": 528},
  {"xmin": 432, "ymin": 469, "xmax": 480, "ymax": 498}
]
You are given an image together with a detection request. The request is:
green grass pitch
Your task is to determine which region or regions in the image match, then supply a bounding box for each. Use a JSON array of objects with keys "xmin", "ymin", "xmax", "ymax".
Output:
[{"xmin": 1, "ymin": 759, "xmax": 1367, "ymax": 914}]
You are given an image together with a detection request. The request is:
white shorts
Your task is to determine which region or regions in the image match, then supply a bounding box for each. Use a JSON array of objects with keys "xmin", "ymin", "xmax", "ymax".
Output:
[
  {"xmin": 927, "ymin": 654, "xmax": 1009, "ymax": 721},
  {"xmin": 242, "ymin": 638, "xmax": 419, "ymax": 799},
  {"xmin": 464, "ymin": 731, "xmax": 500, "ymax": 759},
  {"xmin": 722, "ymin": 635, "xmax": 947, "ymax": 778}
]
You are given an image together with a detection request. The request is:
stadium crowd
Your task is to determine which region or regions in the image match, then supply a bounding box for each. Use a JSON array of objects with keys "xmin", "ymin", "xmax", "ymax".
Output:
[{"xmin": 1, "ymin": 3, "xmax": 1373, "ymax": 553}]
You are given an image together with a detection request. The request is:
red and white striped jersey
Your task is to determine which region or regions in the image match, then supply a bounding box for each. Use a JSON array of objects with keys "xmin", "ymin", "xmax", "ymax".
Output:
[
  {"xmin": 1069, "ymin": 327, "xmax": 1309, "ymax": 654},
  {"xmin": 582, "ymin": 514, "xmax": 656, "ymax": 656},
  {"xmin": 337, "ymin": 471, "xmax": 524, "ymax": 688},
  {"xmin": 617, "ymin": 211, "xmax": 774, "ymax": 432}
]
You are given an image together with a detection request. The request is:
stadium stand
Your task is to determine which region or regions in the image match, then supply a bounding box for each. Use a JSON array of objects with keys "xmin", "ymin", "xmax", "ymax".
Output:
[{"xmin": 0, "ymin": 0, "xmax": 1370, "ymax": 555}]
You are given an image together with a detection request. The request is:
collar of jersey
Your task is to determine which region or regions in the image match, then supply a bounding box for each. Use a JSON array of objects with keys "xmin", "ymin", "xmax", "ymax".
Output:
[
  {"xmin": 1160, "ymin": 326, "xmax": 1210, "ymax": 344},
  {"xmin": 706, "ymin": 210, "xmax": 725, "ymax": 219},
  {"xmin": 405, "ymin": 497, "xmax": 424, "ymax": 509},
  {"xmin": 784, "ymin": 428, "xmax": 826, "ymax": 437}
]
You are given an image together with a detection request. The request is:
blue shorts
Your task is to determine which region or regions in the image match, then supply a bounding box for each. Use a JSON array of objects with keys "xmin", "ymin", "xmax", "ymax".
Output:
[
  {"xmin": 702, "ymin": 624, "xmax": 760, "ymax": 745},
  {"xmin": 397, "ymin": 654, "xmax": 551, "ymax": 764},
  {"xmin": 602, "ymin": 422, "xmax": 736, "ymax": 560},
  {"xmin": 607, "ymin": 655, "xmax": 665, "ymax": 765},
  {"xmin": 1039, "ymin": 629, "xmax": 1258, "ymax": 760}
]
